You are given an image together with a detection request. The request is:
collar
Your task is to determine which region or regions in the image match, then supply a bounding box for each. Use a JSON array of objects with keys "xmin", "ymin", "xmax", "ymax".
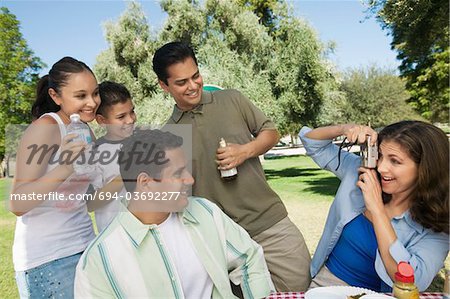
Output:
[
  {"xmin": 118, "ymin": 209, "xmax": 154, "ymax": 247},
  {"xmin": 392, "ymin": 210, "xmax": 424, "ymax": 234},
  {"xmin": 94, "ymin": 136, "xmax": 124, "ymax": 147},
  {"xmin": 170, "ymin": 91, "xmax": 213, "ymax": 123},
  {"xmin": 118, "ymin": 197, "xmax": 200, "ymax": 247},
  {"xmin": 181, "ymin": 198, "xmax": 200, "ymax": 224}
]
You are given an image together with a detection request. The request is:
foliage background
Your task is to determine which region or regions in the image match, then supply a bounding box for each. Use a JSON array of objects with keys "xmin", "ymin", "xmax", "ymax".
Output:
[
  {"xmin": 0, "ymin": 8, "xmax": 44, "ymax": 161},
  {"xmin": 94, "ymin": 0, "xmax": 421, "ymax": 138},
  {"xmin": 366, "ymin": 0, "xmax": 449, "ymax": 123},
  {"xmin": 0, "ymin": 0, "xmax": 448, "ymax": 296}
]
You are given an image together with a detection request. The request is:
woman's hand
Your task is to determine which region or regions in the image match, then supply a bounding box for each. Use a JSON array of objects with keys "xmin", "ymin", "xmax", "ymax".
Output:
[
  {"xmin": 357, "ymin": 166, "xmax": 400, "ymax": 282},
  {"xmin": 341, "ymin": 124, "xmax": 378, "ymax": 145},
  {"xmin": 357, "ymin": 167, "xmax": 384, "ymax": 214},
  {"xmin": 59, "ymin": 133, "xmax": 88, "ymax": 170}
]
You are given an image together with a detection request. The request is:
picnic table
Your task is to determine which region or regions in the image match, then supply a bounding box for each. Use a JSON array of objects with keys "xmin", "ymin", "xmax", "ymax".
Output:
[{"xmin": 267, "ymin": 292, "xmax": 445, "ymax": 299}]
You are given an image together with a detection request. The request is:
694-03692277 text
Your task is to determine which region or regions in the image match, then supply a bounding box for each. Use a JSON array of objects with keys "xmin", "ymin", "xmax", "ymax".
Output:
[{"xmin": 93, "ymin": 191, "xmax": 182, "ymax": 201}]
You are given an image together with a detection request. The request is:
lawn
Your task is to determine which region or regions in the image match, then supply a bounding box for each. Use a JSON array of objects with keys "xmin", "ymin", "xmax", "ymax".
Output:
[
  {"xmin": 0, "ymin": 155, "xmax": 446, "ymax": 297},
  {"xmin": 263, "ymin": 155, "xmax": 339, "ymax": 253},
  {"xmin": 0, "ymin": 178, "xmax": 15, "ymax": 298}
]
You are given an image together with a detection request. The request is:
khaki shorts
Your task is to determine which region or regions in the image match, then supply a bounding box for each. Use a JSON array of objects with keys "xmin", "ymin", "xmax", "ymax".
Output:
[
  {"xmin": 309, "ymin": 265, "xmax": 349, "ymax": 289},
  {"xmin": 253, "ymin": 216, "xmax": 311, "ymax": 291}
]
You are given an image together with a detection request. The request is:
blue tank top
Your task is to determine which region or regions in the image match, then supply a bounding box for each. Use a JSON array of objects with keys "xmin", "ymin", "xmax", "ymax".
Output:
[{"xmin": 325, "ymin": 213, "xmax": 381, "ymax": 291}]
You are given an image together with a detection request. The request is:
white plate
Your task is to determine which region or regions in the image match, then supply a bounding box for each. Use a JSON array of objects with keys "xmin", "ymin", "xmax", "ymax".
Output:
[
  {"xmin": 305, "ymin": 286, "xmax": 376, "ymax": 299},
  {"xmin": 361, "ymin": 295, "xmax": 396, "ymax": 299}
]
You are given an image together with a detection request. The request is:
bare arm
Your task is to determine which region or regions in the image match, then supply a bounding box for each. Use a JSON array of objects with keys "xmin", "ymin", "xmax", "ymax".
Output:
[
  {"xmin": 216, "ymin": 129, "xmax": 279, "ymax": 170},
  {"xmin": 9, "ymin": 117, "xmax": 85, "ymax": 216},
  {"xmin": 86, "ymin": 175, "xmax": 124, "ymax": 212},
  {"xmin": 357, "ymin": 167, "xmax": 401, "ymax": 281},
  {"xmin": 371, "ymin": 208, "xmax": 398, "ymax": 281}
]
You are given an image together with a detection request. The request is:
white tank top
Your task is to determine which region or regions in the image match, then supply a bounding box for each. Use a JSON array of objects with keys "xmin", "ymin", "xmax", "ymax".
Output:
[{"xmin": 12, "ymin": 112, "xmax": 95, "ymax": 271}]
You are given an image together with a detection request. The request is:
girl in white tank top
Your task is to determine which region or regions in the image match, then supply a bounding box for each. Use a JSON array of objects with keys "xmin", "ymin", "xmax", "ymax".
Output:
[{"xmin": 10, "ymin": 57, "xmax": 100, "ymax": 299}]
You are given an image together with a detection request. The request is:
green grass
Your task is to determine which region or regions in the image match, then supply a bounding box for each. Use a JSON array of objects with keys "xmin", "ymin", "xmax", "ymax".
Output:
[
  {"xmin": 263, "ymin": 155, "xmax": 339, "ymax": 202},
  {"xmin": 263, "ymin": 156, "xmax": 340, "ymax": 255},
  {"xmin": 0, "ymin": 179, "xmax": 96, "ymax": 298},
  {"xmin": 0, "ymin": 156, "xmax": 447, "ymax": 295},
  {"xmin": 0, "ymin": 178, "xmax": 17, "ymax": 298}
]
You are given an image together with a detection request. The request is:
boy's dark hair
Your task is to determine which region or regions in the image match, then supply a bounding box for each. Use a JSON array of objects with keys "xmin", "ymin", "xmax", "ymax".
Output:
[
  {"xmin": 152, "ymin": 42, "xmax": 198, "ymax": 85},
  {"xmin": 119, "ymin": 129, "xmax": 183, "ymax": 192},
  {"xmin": 97, "ymin": 81, "xmax": 132, "ymax": 116},
  {"xmin": 32, "ymin": 57, "xmax": 94, "ymax": 119}
]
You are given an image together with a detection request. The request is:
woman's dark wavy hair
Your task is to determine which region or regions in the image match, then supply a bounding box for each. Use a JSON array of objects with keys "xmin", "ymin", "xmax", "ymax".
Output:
[
  {"xmin": 378, "ymin": 120, "xmax": 449, "ymax": 234},
  {"xmin": 31, "ymin": 57, "xmax": 94, "ymax": 119}
]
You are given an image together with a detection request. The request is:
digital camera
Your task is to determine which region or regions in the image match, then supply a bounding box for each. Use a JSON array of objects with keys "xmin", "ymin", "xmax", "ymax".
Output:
[{"xmin": 360, "ymin": 136, "xmax": 378, "ymax": 168}]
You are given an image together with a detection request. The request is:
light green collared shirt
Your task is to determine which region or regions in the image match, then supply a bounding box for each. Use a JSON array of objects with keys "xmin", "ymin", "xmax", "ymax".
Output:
[{"xmin": 75, "ymin": 197, "xmax": 274, "ymax": 298}]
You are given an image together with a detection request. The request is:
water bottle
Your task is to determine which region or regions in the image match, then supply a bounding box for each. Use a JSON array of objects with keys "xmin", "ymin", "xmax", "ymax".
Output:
[
  {"xmin": 66, "ymin": 114, "xmax": 94, "ymax": 175},
  {"xmin": 218, "ymin": 138, "xmax": 237, "ymax": 180},
  {"xmin": 392, "ymin": 261, "xmax": 419, "ymax": 299}
]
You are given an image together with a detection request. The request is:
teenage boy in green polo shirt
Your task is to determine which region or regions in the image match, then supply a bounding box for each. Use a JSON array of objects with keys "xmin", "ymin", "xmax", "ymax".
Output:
[
  {"xmin": 152, "ymin": 41, "xmax": 311, "ymax": 291},
  {"xmin": 74, "ymin": 129, "xmax": 274, "ymax": 298}
]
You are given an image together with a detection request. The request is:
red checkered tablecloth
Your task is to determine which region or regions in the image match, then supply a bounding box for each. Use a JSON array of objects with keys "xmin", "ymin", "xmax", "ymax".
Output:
[{"xmin": 266, "ymin": 292, "xmax": 445, "ymax": 299}]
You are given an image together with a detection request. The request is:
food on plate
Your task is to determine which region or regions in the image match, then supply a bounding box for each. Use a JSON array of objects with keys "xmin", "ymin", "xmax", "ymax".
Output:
[{"xmin": 347, "ymin": 294, "xmax": 366, "ymax": 299}]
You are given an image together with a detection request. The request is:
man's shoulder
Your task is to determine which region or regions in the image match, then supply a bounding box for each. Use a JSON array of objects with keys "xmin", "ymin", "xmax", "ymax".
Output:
[
  {"xmin": 79, "ymin": 218, "xmax": 121, "ymax": 269},
  {"xmin": 211, "ymin": 89, "xmax": 245, "ymax": 102},
  {"xmin": 213, "ymin": 88, "xmax": 242, "ymax": 96},
  {"xmin": 208, "ymin": 89, "xmax": 256, "ymax": 116},
  {"xmin": 187, "ymin": 196, "xmax": 216, "ymax": 210},
  {"xmin": 186, "ymin": 196, "xmax": 221, "ymax": 216}
]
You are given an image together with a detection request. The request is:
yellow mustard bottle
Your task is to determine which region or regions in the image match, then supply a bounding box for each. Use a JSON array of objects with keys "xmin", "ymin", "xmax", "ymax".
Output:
[{"xmin": 392, "ymin": 261, "xmax": 419, "ymax": 299}]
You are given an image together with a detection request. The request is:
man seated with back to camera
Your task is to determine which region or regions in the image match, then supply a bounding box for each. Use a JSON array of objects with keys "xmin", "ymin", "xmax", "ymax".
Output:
[{"xmin": 74, "ymin": 129, "xmax": 275, "ymax": 298}]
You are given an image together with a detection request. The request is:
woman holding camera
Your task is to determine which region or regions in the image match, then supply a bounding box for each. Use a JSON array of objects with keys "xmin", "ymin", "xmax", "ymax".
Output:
[{"xmin": 299, "ymin": 121, "xmax": 449, "ymax": 292}]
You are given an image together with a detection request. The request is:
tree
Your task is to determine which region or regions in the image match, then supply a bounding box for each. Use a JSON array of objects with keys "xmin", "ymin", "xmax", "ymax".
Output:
[
  {"xmin": 236, "ymin": 0, "xmax": 280, "ymax": 34},
  {"xmin": 94, "ymin": 2, "xmax": 173, "ymax": 124},
  {"xmin": 338, "ymin": 65, "xmax": 421, "ymax": 128},
  {"xmin": 96, "ymin": 0, "xmax": 334, "ymax": 134},
  {"xmin": 408, "ymin": 49, "xmax": 449, "ymax": 122},
  {"xmin": 268, "ymin": 4, "xmax": 333, "ymax": 135},
  {"xmin": 0, "ymin": 7, "xmax": 44, "ymax": 161},
  {"xmin": 366, "ymin": 0, "xmax": 449, "ymax": 122}
]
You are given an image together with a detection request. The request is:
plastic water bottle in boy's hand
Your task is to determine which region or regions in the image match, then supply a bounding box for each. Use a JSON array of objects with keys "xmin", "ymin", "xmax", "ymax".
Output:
[{"xmin": 66, "ymin": 114, "xmax": 94, "ymax": 175}]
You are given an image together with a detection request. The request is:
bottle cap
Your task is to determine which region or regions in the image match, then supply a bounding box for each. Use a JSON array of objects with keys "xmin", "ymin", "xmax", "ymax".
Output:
[
  {"xmin": 70, "ymin": 114, "xmax": 80, "ymax": 122},
  {"xmin": 219, "ymin": 138, "xmax": 226, "ymax": 148},
  {"xmin": 395, "ymin": 261, "xmax": 415, "ymax": 283}
]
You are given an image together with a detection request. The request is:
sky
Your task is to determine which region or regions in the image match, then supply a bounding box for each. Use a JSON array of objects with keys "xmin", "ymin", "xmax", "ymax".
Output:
[{"xmin": 2, "ymin": 0, "xmax": 400, "ymax": 75}]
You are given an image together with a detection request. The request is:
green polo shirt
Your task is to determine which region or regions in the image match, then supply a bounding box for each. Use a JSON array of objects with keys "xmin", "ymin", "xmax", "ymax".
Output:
[{"xmin": 167, "ymin": 89, "xmax": 287, "ymax": 236}]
